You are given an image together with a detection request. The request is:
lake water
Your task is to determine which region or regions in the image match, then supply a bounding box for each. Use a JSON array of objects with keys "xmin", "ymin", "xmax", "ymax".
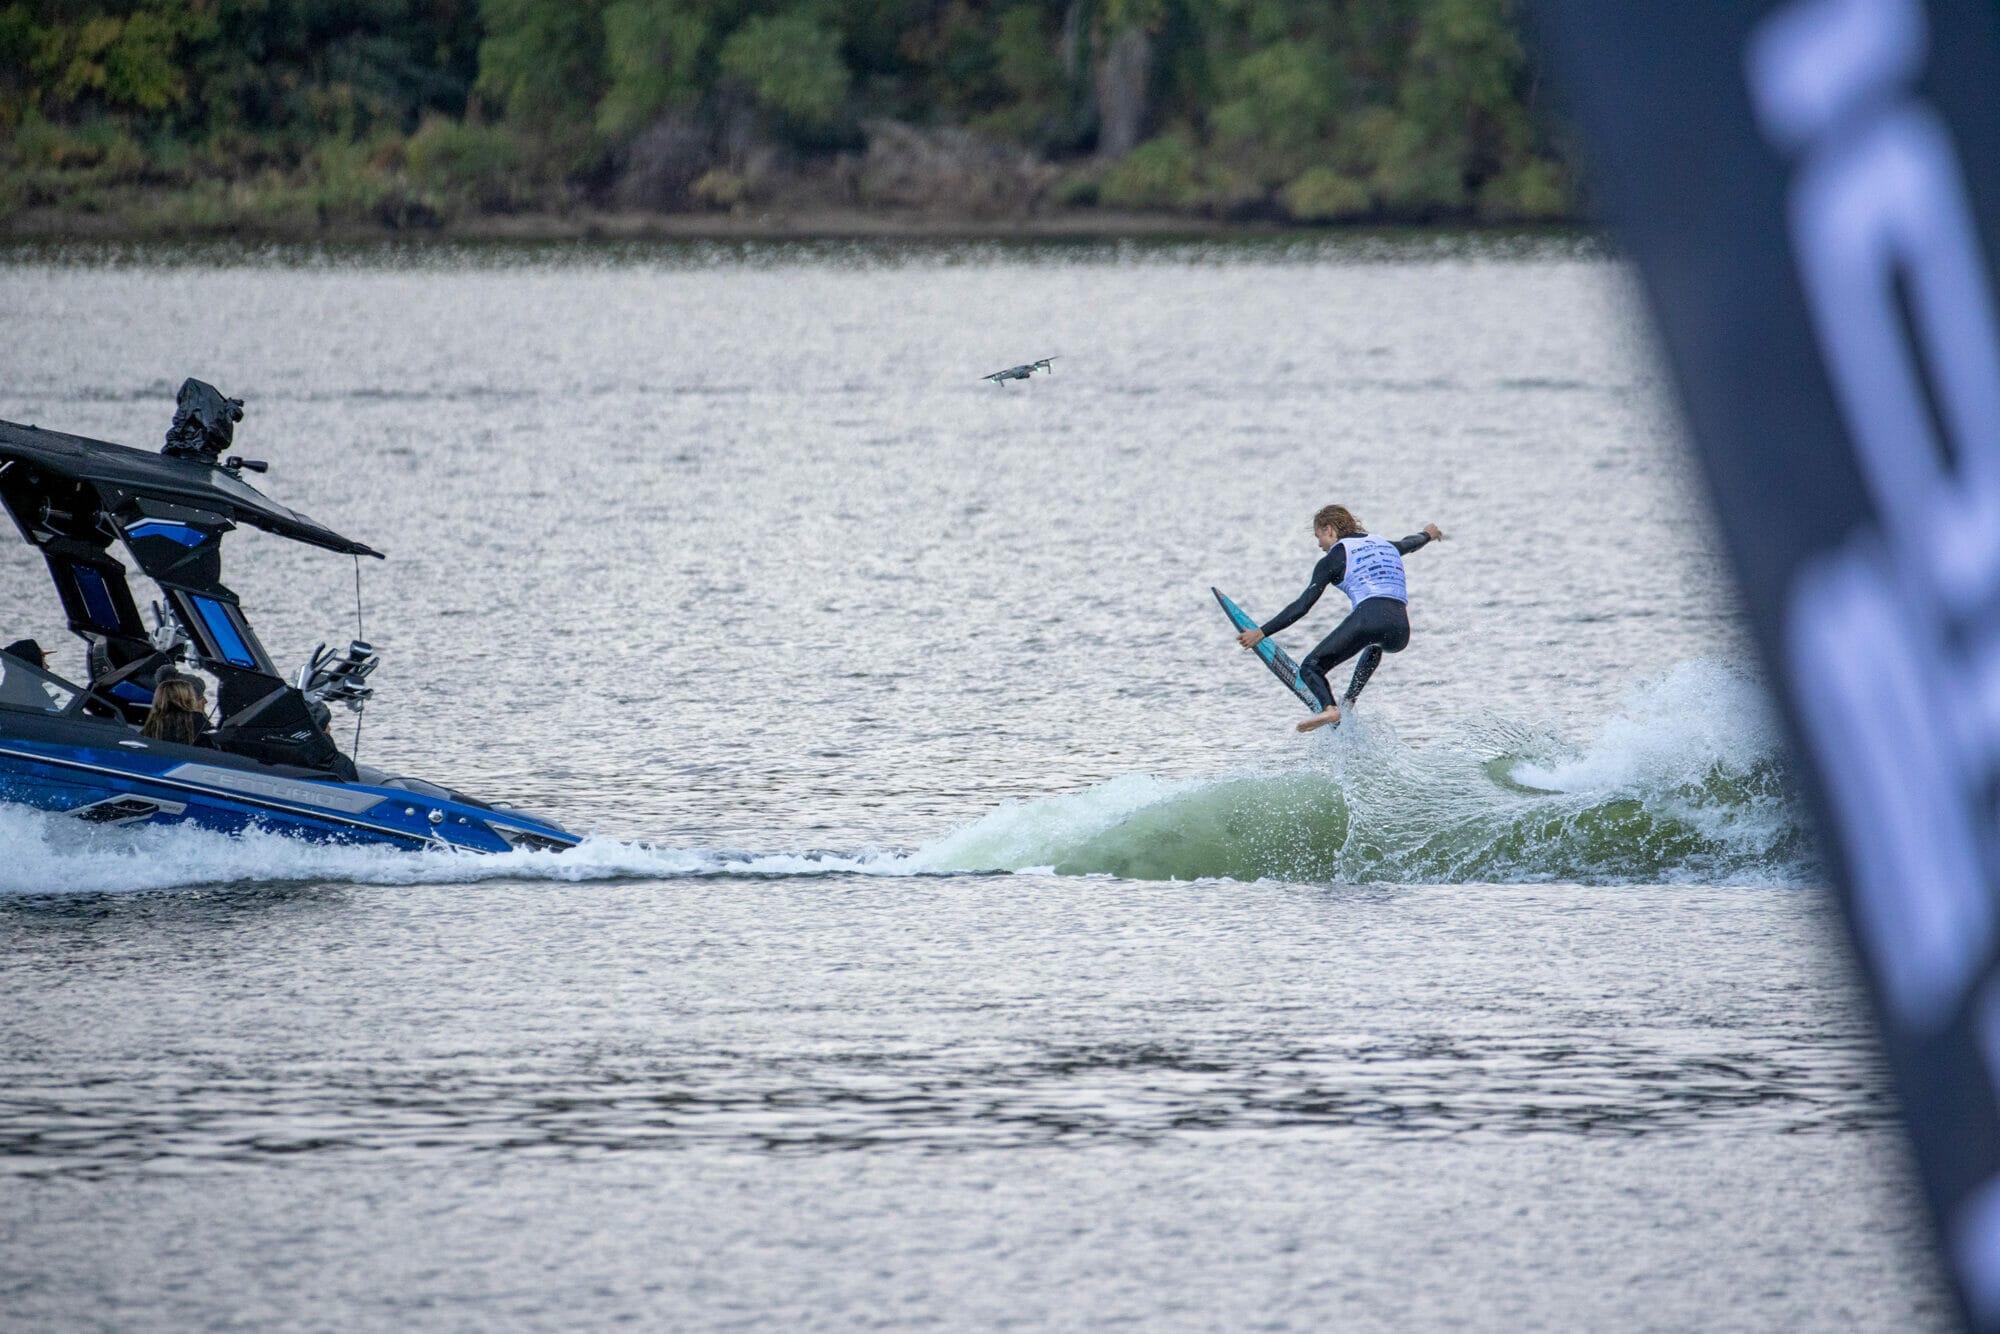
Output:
[{"xmin": 0, "ymin": 237, "xmax": 1950, "ymax": 1328}]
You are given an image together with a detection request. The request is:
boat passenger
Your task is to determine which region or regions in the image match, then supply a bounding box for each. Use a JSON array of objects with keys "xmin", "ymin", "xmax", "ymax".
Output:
[
  {"xmin": 140, "ymin": 674, "xmax": 216, "ymax": 749},
  {"xmin": 2, "ymin": 638, "xmax": 47, "ymax": 669}
]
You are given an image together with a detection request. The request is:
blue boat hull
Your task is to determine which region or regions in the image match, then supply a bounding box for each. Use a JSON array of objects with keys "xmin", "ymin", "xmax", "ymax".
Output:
[{"xmin": 0, "ymin": 730, "xmax": 578, "ymax": 854}]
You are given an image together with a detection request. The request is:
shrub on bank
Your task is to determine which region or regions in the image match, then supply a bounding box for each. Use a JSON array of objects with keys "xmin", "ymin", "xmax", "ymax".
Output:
[
  {"xmin": 689, "ymin": 168, "xmax": 745, "ymax": 210},
  {"xmin": 1281, "ymin": 168, "xmax": 1373, "ymax": 223},
  {"xmin": 1476, "ymin": 158, "xmax": 1570, "ymax": 221},
  {"xmin": 1100, "ymin": 131, "xmax": 1202, "ymax": 211},
  {"xmin": 405, "ymin": 117, "xmax": 537, "ymax": 213}
]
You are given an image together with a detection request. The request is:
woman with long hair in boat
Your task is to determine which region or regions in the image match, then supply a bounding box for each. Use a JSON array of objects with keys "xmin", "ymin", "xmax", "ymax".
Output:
[{"xmin": 141, "ymin": 674, "xmax": 216, "ymax": 748}]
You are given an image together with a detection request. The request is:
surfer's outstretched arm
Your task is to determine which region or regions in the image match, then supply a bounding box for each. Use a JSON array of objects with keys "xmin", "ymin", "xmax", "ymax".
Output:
[{"xmin": 1393, "ymin": 523, "xmax": 1444, "ymax": 555}]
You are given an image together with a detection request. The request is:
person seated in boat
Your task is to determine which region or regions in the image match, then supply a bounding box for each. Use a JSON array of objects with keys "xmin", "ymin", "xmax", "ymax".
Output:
[
  {"xmin": 140, "ymin": 673, "xmax": 216, "ymax": 748},
  {"xmin": 0, "ymin": 638, "xmax": 67, "ymax": 712},
  {"xmin": 2, "ymin": 638, "xmax": 47, "ymax": 669}
]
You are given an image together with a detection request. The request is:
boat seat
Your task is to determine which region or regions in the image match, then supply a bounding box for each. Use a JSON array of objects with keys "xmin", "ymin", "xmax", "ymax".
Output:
[{"xmin": 85, "ymin": 641, "xmax": 161, "ymax": 721}]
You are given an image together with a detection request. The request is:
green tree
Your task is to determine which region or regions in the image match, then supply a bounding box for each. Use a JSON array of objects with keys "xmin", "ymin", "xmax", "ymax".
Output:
[
  {"xmin": 1375, "ymin": 0, "xmax": 1526, "ymax": 214},
  {"xmin": 597, "ymin": 0, "xmax": 713, "ymax": 137},
  {"xmin": 1209, "ymin": 39, "xmax": 1339, "ymax": 182},
  {"xmin": 717, "ymin": 10, "xmax": 849, "ymax": 129},
  {"xmin": 12, "ymin": 3, "xmax": 216, "ymax": 119},
  {"xmin": 180, "ymin": 0, "xmax": 481, "ymax": 145},
  {"xmin": 993, "ymin": 4, "xmax": 1062, "ymax": 108},
  {"xmin": 477, "ymin": 0, "xmax": 609, "ymax": 132},
  {"xmin": 968, "ymin": 3, "xmax": 1078, "ymax": 147}
]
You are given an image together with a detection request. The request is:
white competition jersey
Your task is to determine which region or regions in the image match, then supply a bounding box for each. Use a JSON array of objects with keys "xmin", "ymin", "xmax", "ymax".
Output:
[{"xmin": 1336, "ymin": 535, "xmax": 1409, "ymax": 605}]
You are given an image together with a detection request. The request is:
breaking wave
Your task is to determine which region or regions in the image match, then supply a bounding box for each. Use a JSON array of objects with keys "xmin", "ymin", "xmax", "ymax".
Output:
[
  {"xmin": 908, "ymin": 661, "xmax": 1810, "ymax": 885},
  {"xmin": 0, "ymin": 661, "xmax": 1813, "ymax": 894}
]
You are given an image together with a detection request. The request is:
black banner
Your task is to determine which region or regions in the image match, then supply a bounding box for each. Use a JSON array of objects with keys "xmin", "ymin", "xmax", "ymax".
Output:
[{"xmin": 1527, "ymin": 1, "xmax": 2000, "ymax": 1327}]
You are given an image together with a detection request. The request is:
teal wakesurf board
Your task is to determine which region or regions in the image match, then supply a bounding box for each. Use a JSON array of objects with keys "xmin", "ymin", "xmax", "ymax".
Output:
[{"xmin": 1213, "ymin": 587, "xmax": 1322, "ymax": 712}]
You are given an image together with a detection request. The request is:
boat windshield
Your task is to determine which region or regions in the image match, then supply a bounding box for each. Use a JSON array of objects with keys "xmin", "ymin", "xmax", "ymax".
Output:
[{"xmin": 0, "ymin": 655, "xmax": 80, "ymax": 715}]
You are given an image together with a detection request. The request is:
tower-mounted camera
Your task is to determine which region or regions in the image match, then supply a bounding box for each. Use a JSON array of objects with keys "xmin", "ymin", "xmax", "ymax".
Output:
[{"xmin": 161, "ymin": 378, "xmax": 245, "ymax": 462}]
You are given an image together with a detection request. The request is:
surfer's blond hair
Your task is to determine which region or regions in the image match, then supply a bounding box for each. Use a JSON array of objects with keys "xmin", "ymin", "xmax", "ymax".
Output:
[{"xmin": 1313, "ymin": 504, "xmax": 1365, "ymax": 537}]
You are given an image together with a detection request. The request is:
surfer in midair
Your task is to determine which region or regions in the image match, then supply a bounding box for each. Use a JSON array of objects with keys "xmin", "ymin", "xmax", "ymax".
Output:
[{"xmin": 1235, "ymin": 505, "xmax": 1443, "ymax": 732}]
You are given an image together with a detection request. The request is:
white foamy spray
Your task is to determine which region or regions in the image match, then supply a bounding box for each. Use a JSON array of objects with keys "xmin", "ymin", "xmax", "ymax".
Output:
[
  {"xmin": 1507, "ymin": 659, "xmax": 1783, "ymax": 795},
  {"xmin": 0, "ymin": 803, "xmax": 923, "ymax": 897}
]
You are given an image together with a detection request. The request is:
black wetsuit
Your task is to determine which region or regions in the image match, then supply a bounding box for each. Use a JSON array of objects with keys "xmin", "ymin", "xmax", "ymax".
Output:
[{"xmin": 1259, "ymin": 532, "xmax": 1433, "ymax": 710}]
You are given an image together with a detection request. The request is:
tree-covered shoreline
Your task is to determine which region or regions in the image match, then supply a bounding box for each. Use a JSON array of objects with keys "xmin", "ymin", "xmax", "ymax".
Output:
[{"xmin": 0, "ymin": 0, "xmax": 1574, "ymax": 236}]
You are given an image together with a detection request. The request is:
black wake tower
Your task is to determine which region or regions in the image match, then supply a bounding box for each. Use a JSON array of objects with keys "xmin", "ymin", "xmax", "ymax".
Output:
[{"xmin": 0, "ymin": 380, "xmax": 382, "ymax": 777}]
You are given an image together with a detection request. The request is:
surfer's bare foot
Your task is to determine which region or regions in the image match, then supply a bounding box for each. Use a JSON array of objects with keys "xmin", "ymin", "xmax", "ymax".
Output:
[{"xmin": 1296, "ymin": 705, "xmax": 1341, "ymax": 732}]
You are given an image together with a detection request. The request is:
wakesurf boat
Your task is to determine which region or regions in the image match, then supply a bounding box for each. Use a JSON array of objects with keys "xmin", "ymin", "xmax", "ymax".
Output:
[{"xmin": 0, "ymin": 381, "xmax": 579, "ymax": 853}]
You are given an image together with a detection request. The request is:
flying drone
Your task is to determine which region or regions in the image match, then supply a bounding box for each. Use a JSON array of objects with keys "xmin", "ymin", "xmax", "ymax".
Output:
[{"xmin": 982, "ymin": 357, "xmax": 1057, "ymax": 385}]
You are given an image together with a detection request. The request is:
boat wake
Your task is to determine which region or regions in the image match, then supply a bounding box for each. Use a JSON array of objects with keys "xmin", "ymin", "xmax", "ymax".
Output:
[
  {"xmin": 908, "ymin": 660, "xmax": 1810, "ymax": 886},
  {"xmin": 0, "ymin": 661, "xmax": 1813, "ymax": 894},
  {"xmin": 0, "ymin": 815, "xmax": 916, "ymax": 896}
]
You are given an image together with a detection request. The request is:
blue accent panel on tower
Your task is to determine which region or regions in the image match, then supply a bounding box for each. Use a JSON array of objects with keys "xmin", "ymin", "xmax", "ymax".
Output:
[
  {"xmin": 125, "ymin": 520, "xmax": 206, "ymax": 548},
  {"xmin": 189, "ymin": 594, "xmax": 257, "ymax": 669},
  {"xmin": 110, "ymin": 681, "xmax": 153, "ymax": 704},
  {"xmin": 71, "ymin": 566, "xmax": 120, "ymax": 631}
]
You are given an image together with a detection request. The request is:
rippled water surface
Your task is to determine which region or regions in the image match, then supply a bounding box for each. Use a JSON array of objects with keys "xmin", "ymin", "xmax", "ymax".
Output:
[{"xmin": 0, "ymin": 238, "xmax": 1947, "ymax": 1329}]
